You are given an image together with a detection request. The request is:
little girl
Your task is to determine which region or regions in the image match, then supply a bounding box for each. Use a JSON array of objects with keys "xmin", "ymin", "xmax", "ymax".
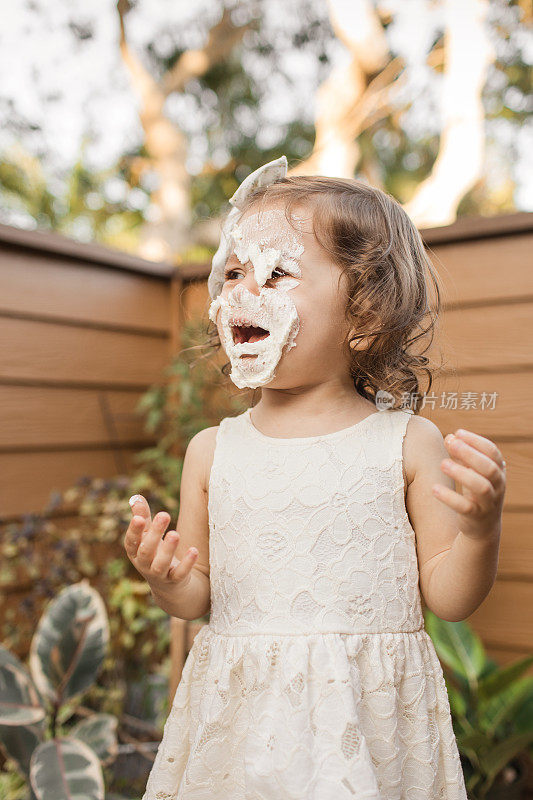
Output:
[{"xmin": 125, "ymin": 156, "xmax": 506, "ymax": 799}]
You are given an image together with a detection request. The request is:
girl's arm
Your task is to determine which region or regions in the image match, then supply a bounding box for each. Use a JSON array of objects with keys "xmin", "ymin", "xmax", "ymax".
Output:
[
  {"xmin": 152, "ymin": 426, "xmax": 215, "ymax": 620},
  {"xmin": 125, "ymin": 427, "xmax": 214, "ymax": 621},
  {"xmin": 403, "ymin": 415, "xmax": 505, "ymax": 622}
]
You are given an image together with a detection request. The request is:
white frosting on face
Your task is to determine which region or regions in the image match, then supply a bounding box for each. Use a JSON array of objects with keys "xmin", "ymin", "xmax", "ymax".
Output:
[
  {"xmin": 207, "ymin": 155, "xmax": 288, "ymax": 300},
  {"xmin": 208, "ymin": 208, "xmax": 305, "ymax": 389},
  {"xmin": 208, "ymin": 205, "xmax": 242, "ymax": 302},
  {"xmin": 231, "ymin": 209, "xmax": 304, "ymax": 286}
]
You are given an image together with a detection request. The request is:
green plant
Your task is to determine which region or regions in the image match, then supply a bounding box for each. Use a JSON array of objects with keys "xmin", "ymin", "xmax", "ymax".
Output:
[
  {"xmin": 425, "ymin": 608, "xmax": 533, "ymax": 799},
  {"xmin": 0, "ymin": 580, "xmax": 125, "ymax": 800},
  {"xmin": 0, "ymin": 476, "xmax": 176, "ymax": 687}
]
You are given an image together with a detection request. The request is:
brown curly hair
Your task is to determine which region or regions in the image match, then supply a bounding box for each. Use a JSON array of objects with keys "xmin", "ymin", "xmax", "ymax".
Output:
[{"xmin": 202, "ymin": 175, "xmax": 445, "ymax": 412}]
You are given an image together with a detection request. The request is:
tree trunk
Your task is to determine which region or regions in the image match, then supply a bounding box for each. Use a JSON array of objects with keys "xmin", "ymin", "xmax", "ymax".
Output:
[
  {"xmin": 289, "ymin": 0, "xmax": 391, "ymax": 178},
  {"xmin": 403, "ymin": 0, "xmax": 494, "ymax": 227},
  {"xmin": 116, "ymin": 1, "xmax": 250, "ymax": 262}
]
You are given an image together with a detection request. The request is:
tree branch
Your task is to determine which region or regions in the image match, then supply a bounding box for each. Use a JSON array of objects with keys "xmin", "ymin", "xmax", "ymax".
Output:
[{"xmin": 161, "ymin": 8, "xmax": 253, "ymax": 96}]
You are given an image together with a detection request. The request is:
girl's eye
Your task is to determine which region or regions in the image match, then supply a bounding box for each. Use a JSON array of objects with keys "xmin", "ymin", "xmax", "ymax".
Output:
[
  {"xmin": 224, "ymin": 269, "xmax": 241, "ymax": 281},
  {"xmin": 223, "ymin": 267, "xmax": 288, "ymax": 281}
]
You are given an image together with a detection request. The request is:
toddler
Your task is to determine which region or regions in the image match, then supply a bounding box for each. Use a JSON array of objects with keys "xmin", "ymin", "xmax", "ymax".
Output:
[{"xmin": 125, "ymin": 156, "xmax": 505, "ymax": 799}]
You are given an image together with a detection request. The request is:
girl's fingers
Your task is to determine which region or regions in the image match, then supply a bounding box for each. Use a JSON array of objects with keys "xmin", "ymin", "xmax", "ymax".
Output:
[
  {"xmin": 149, "ymin": 530, "xmax": 182, "ymax": 575},
  {"xmin": 135, "ymin": 511, "xmax": 171, "ymax": 568},
  {"xmin": 444, "ymin": 432, "xmax": 505, "ymax": 487},
  {"xmin": 128, "ymin": 494, "xmax": 152, "ymax": 538},
  {"xmin": 168, "ymin": 547, "xmax": 199, "ymax": 584},
  {"xmin": 128, "ymin": 494, "xmax": 152, "ymax": 534},
  {"xmin": 440, "ymin": 458, "xmax": 496, "ymax": 503},
  {"xmin": 123, "ymin": 515, "xmax": 147, "ymax": 560},
  {"xmin": 124, "ymin": 495, "xmax": 198, "ymax": 587},
  {"xmin": 432, "ymin": 482, "xmax": 477, "ymax": 515},
  {"xmin": 124, "ymin": 495, "xmax": 154, "ymax": 561}
]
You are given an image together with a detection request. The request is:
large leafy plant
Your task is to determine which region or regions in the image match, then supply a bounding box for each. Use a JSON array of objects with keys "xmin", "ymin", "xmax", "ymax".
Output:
[
  {"xmin": 0, "ymin": 580, "xmax": 120, "ymax": 800},
  {"xmin": 425, "ymin": 608, "xmax": 533, "ymax": 799}
]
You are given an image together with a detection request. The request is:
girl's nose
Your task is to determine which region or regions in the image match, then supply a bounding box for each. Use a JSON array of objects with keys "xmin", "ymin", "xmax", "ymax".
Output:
[{"xmin": 241, "ymin": 267, "xmax": 262, "ymax": 296}]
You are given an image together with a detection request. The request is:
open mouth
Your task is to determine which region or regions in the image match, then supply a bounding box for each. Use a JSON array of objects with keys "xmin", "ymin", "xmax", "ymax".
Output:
[{"xmin": 231, "ymin": 324, "xmax": 270, "ymax": 345}]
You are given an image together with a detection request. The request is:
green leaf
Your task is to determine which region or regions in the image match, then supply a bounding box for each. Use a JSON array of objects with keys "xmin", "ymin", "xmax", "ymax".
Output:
[
  {"xmin": 478, "ymin": 655, "xmax": 533, "ymax": 703},
  {"xmin": 446, "ymin": 683, "xmax": 467, "ymax": 719},
  {"xmin": 456, "ymin": 730, "xmax": 493, "ymax": 761},
  {"xmin": 28, "ymin": 581, "xmax": 109, "ymax": 706},
  {"xmin": 0, "ymin": 645, "xmax": 47, "ymax": 726},
  {"xmin": 513, "ymin": 691, "xmax": 533, "ymax": 733},
  {"xmin": 29, "ymin": 737, "xmax": 104, "ymax": 800},
  {"xmin": 67, "ymin": 714, "xmax": 118, "ymax": 767},
  {"xmin": 0, "ymin": 720, "xmax": 45, "ymax": 779},
  {"xmin": 480, "ymin": 676, "xmax": 533, "ymax": 737},
  {"xmin": 477, "ymin": 732, "xmax": 533, "ymax": 784},
  {"xmin": 424, "ymin": 610, "xmax": 486, "ymax": 686}
]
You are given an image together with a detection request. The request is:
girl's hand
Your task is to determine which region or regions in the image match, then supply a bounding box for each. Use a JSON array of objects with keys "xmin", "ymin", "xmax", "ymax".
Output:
[
  {"xmin": 123, "ymin": 494, "xmax": 198, "ymax": 592},
  {"xmin": 433, "ymin": 428, "xmax": 506, "ymax": 541}
]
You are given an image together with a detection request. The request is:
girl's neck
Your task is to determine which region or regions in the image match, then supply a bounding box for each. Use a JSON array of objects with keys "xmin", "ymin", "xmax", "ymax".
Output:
[{"xmin": 250, "ymin": 389, "xmax": 377, "ymax": 439}]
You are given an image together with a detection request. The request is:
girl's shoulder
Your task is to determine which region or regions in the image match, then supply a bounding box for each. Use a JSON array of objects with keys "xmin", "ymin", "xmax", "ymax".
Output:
[
  {"xmin": 187, "ymin": 424, "xmax": 220, "ymax": 451},
  {"xmin": 186, "ymin": 425, "xmax": 220, "ymax": 493},
  {"xmin": 401, "ymin": 410, "xmax": 447, "ymax": 491}
]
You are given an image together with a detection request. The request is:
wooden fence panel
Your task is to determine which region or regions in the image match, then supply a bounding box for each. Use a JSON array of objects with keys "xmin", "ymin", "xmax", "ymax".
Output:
[
  {"xmin": 0, "ymin": 386, "xmax": 152, "ymax": 449},
  {"xmin": 0, "ymin": 225, "xmax": 174, "ymax": 521},
  {"xmin": 0, "ymin": 248, "xmax": 169, "ymax": 333}
]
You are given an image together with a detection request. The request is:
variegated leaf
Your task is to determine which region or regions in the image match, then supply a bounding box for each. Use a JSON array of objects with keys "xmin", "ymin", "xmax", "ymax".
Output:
[
  {"xmin": 30, "ymin": 736, "xmax": 104, "ymax": 800},
  {"xmin": 29, "ymin": 581, "xmax": 109, "ymax": 705}
]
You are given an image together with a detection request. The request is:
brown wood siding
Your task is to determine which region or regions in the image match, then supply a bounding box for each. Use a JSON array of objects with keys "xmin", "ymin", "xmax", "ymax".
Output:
[
  {"xmin": 420, "ymin": 218, "xmax": 533, "ymax": 670},
  {"xmin": 0, "ymin": 225, "xmax": 175, "ymax": 520}
]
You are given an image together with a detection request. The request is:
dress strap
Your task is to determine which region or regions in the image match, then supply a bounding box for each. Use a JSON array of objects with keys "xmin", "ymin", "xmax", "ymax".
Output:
[
  {"xmin": 393, "ymin": 407, "xmax": 414, "ymax": 442},
  {"xmin": 388, "ymin": 408, "xmax": 414, "ymax": 493}
]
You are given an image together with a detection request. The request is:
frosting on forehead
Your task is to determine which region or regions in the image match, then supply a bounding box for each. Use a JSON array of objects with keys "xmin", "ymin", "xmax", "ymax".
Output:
[
  {"xmin": 207, "ymin": 155, "xmax": 288, "ymax": 300},
  {"xmin": 231, "ymin": 209, "xmax": 304, "ymax": 289}
]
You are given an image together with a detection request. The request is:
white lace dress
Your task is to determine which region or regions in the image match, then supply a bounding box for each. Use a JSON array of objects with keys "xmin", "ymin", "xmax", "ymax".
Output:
[{"xmin": 142, "ymin": 406, "xmax": 468, "ymax": 800}]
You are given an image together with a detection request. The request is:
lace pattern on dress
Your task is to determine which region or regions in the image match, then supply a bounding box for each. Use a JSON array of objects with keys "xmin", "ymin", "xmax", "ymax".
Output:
[{"xmin": 207, "ymin": 407, "xmax": 423, "ymax": 636}]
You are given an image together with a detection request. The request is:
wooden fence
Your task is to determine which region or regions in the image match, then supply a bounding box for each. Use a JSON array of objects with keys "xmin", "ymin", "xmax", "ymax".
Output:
[{"xmin": 1, "ymin": 212, "xmax": 532, "ymax": 701}]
